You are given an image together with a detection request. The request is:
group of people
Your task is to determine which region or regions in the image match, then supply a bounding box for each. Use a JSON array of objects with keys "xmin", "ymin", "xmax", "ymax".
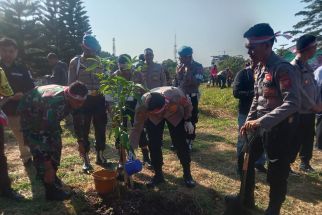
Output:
[
  {"xmin": 0, "ymin": 34, "xmax": 204, "ymax": 201},
  {"xmin": 0, "ymin": 22, "xmax": 321, "ymax": 215},
  {"xmin": 209, "ymin": 65, "xmax": 233, "ymax": 88}
]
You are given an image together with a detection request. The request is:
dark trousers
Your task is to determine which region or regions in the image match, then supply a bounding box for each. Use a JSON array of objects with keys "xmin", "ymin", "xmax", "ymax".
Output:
[
  {"xmin": 245, "ymin": 115, "xmax": 298, "ymax": 211},
  {"xmin": 73, "ymin": 95, "xmax": 107, "ymax": 152},
  {"xmin": 0, "ymin": 125, "xmax": 11, "ymax": 192},
  {"xmin": 315, "ymin": 114, "xmax": 322, "ymax": 149},
  {"xmin": 146, "ymin": 119, "xmax": 190, "ymax": 174},
  {"xmin": 187, "ymin": 94, "xmax": 199, "ymax": 140},
  {"xmin": 290, "ymin": 113, "xmax": 315, "ymax": 163},
  {"xmin": 218, "ymin": 75, "xmax": 226, "ymax": 88},
  {"xmin": 210, "ymin": 76, "xmax": 217, "ymax": 86}
]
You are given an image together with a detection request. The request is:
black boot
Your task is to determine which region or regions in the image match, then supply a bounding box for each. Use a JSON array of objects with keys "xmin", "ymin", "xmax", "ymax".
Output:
[
  {"xmin": 224, "ymin": 194, "xmax": 255, "ymax": 210},
  {"xmin": 44, "ymin": 183, "xmax": 71, "ymax": 201},
  {"xmin": 299, "ymin": 161, "xmax": 315, "ymax": 172},
  {"xmin": 147, "ymin": 169, "xmax": 165, "ymax": 188},
  {"xmin": 264, "ymin": 204, "xmax": 282, "ymax": 215},
  {"xmin": 54, "ymin": 175, "xmax": 63, "ymax": 188},
  {"xmin": 0, "ymin": 188, "xmax": 24, "ymax": 201},
  {"xmin": 142, "ymin": 148, "xmax": 152, "ymax": 168},
  {"xmin": 96, "ymin": 150, "xmax": 107, "ymax": 165},
  {"xmin": 183, "ymin": 164, "xmax": 196, "ymax": 188}
]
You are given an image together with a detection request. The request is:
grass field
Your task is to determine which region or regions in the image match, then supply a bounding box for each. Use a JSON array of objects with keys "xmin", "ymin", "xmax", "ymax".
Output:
[{"xmin": 0, "ymin": 85, "xmax": 321, "ymax": 215}]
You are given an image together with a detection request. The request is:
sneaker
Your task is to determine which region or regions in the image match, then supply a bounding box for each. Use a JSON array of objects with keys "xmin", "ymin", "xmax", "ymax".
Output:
[
  {"xmin": 170, "ymin": 143, "xmax": 176, "ymax": 151},
  {"xmin": 82, "ymin": 162, "xmax": 93, "ymax": 173},
  {"xmin": 289, "ymin": 168, "xmax": 300, "ymax": 176},
  {"xmin": 184, "ymin": 178, "xmax": 196, "ymax": 188},
  {"xmin": 255, "ymin": 164, "xmax": 267, "ymax": 174},
  {"xmin": 0, "ymin": 188, "xmax": 24, "ymax": 201},
  {"xmin": 146, "ymin": 174, "xmax": 165, "ymax": 188},
  {"xmin": 299, "ymin": 162, "xmax": 315, "ymax": 173}
]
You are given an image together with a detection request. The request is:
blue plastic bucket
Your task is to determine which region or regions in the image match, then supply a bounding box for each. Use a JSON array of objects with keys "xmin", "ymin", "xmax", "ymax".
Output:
[{"xmin": 125, "ymin": 159, "xmax": 143, "ymax": 176}]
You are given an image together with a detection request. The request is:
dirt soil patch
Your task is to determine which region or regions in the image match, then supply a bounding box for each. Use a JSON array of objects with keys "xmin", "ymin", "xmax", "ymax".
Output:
[{"xmin": 84, "ymin": 188, "xmax": 205, "ymax": 215}]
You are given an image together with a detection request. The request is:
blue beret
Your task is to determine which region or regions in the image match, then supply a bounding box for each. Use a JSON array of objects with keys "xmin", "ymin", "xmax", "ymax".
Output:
[
  {"xmin": 83, "ymin": 34, "xmax": 101, "ymax": 53},
  {"xmin": 178, "ymin": 46, "xmax": 193, "ymax": 57}
]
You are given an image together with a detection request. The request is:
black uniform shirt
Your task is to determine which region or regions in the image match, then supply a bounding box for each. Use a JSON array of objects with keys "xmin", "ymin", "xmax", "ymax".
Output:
[{"xmin": 0, "ymin": 61, "xmax": 35, "ymax": 115}]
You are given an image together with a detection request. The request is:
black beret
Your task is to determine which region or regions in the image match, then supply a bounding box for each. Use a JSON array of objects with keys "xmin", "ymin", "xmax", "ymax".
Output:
[
  {"xmin": 296, "ymin": 34, "xmax": 316, "ymax": 52},
  {"xmin": 244, "ymin": 23, "xmax": 274, "ymax": 38}
]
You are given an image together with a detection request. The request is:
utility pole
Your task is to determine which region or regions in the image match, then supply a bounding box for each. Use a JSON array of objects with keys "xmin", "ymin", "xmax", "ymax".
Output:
[
  {"xmin": 174, "ymin": 34, "xmax": 177, "ymax": 62},
  {"xmin": 112, "ymin": 37, "xmax": 116, "ymax": 56}
]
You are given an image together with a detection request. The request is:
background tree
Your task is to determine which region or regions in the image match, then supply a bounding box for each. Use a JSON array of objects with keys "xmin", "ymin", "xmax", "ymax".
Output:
[
  {"xmin": 0, "ymin": 0, "xmax": 47, "ymax": 76},
  {"xmin": 217, "ymin": 55, "xmax": 246, "ymax": 76},
  {"xmin": 41, "ymin": 0, "xmax": 92, "ymax": 64},
  {"xmin": 59, "ymin": 0, "xmax": 91, "ymax": 61},
  {"xmin": 162, "ymin": 59, "xmax": 177, "ymax": 84},
  {"xmin": 287, "ymin": 0, "xmax": 322, "ymax": 46}
]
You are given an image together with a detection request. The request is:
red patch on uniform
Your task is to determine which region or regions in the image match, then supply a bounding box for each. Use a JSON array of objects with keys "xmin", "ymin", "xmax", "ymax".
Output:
[
  {"xmin": 265, "ymin": 73, "xmax": 272, "ymax": 81},
  {"xmin": 178, "ymin": 97, "xmax": 189, "ymax": 105},
  {"xmin": 279, "ymin": 74, "xmax": 292, "ymax": 89}
]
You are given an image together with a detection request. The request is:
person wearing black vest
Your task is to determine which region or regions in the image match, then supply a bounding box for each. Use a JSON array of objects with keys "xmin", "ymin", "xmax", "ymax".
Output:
[
  {"xmin": 233, "ymin": 60, "xmax": 267, "ymax": 175},
  {"xmin": 0, "ymin": 37, "xmax": 34, "ymax": 166}
]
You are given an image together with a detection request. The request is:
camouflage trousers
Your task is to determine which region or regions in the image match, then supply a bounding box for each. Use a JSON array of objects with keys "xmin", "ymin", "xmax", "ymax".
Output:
[{"xmin": 23, "ymin": 131, "xmax": 62, "ymax": 180}]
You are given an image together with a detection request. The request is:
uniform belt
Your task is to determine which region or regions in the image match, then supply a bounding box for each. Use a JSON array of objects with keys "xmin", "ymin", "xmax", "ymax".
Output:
[
  {"xmin": 88, "ymin": 90, "xmax": 99, "ymax": 96},
  {"xmin": 186, "ymin": 93, "xmax": 198, "ymax": 97}
]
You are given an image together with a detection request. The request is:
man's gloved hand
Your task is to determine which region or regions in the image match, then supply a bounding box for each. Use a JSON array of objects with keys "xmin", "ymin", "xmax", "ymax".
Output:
[
  {"xmin": 184, "ymin": 121, "xmax": 194, "ymax": 134},
  {"xmin": 77, "ymin": 140, "xmax": 86, "ymax": 157}
]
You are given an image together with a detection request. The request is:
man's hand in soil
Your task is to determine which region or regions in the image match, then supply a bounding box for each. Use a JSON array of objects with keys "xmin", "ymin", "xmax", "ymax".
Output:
[{"xmin": 240, "ymin": 120, "xmax": 260, "ymax": 135}]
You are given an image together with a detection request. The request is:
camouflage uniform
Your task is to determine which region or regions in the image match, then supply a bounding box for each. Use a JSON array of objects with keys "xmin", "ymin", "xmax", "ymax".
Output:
[{"xmin": 18, "ymin": 85, "xmax": 71, "ymax": 179}]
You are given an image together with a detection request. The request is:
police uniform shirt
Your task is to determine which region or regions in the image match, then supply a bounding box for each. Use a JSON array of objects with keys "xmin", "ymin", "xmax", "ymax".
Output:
[
  {"xmin": 247, "ymin": 52, "xmax": 300, "ymax": 130},
  {"xmin": 291, "ymin": 58, "xmax": 319, "ymax": 113}
]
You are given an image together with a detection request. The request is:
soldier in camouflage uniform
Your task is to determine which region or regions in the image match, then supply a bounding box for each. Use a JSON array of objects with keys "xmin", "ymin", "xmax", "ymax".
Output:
[
  {"xmin": 174, "ymin": 46, "xmax": 204, "ymax": 150},
  {"xmin": 18, "ymin": 81, "xmax": 87, "ymax": 201}
]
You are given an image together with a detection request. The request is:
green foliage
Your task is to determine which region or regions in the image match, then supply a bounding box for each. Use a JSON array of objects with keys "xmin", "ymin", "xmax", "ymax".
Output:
[
  {"xmin": 162, "ymin": 58, "xmax": 177, "ymax": 81},
  {"xmin": 217, "ymin": 56, "xmax": 246, "ymax": 76},
  {"xmin": 87, "ymin": 56, "xmax": 146, "ymax": 150},
  {"xmin": 0, "ymin": 0, "xmax": 47, "ymax": 75},
  {"xmin": 287, "ymin": 0, "xmax": 322, "ymax": 46},
  {"xmin": 0, "ymin": 0, "xmax": 93, "ymax": 77}
]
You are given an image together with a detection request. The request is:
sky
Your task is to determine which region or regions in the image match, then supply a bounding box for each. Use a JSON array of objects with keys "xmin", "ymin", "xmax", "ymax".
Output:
[{"xmin": 83, "ymin": 0, "xmax": 305, "ymax": 66}]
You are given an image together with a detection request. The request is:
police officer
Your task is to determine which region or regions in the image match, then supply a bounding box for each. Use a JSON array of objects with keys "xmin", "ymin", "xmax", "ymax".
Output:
[
  {"xmin": 68, "ymin": 34, "xmax": 108, "ymax": 172},
  {"xmin": 0, "ymin": 67, "xmax": 24, "ymax": 200},
  {"xmin": 142, "ymin": 48, "xmax": 167, "ymax": 89},
  {"xmin": 226, "ymin": 23, "xmax": 300, "ymax": 215},
  {"xmin": 0, "ymin": 37, "xmax": 34, "ymax": 166},
  {"xmin": 129, "ymin": 86, "xmax": 195, "ymax": 188},
  {"xmin": 290, "ymin": 34, "xmax": 321, "ymax": 172},
  {"xmin": 46, "ymin": 53, "xmax": 68, "ymax": 86},
  {"xmin": 18, "ymin": 81, "xmax": 88, "ymax": 201},
  {"xmin": 175, "ymin": 46, "xmax": 203, "ymax": 150}
]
